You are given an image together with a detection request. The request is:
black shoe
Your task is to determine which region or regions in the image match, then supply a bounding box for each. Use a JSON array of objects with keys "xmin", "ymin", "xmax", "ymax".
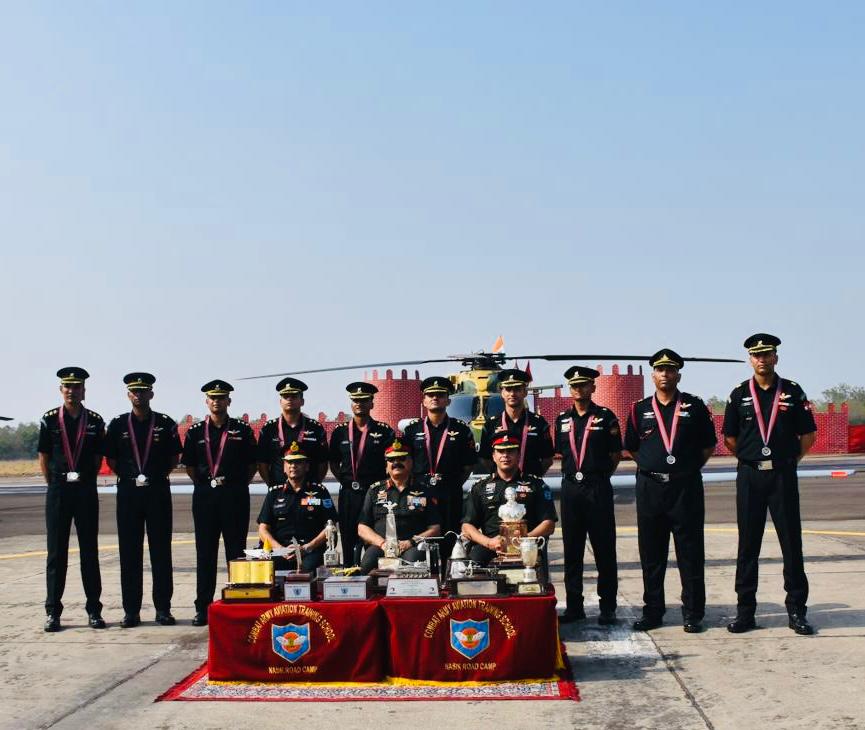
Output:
[
  {"xmin": 633, "ymin": 616, "xmax": 663, "ymax": 631},
  {"xmin": 155, "ymin": 611, "xmax": 176, "ymax": 626},
  {"xmin": 726, "ymin": 615, "xmax": 756, "ymax": 633},
  {"xmin": 788, "ymin": 613, "xmax": 814, "ymax": 635},
  {"xmin": 598, "ymin": 610, "xmax": 618, "ymax": 626},
  {"xmin": 191, "ymin": 612, "xmax": 208, "ymax": 627},
  {"xmin": 558, "ymin": 608, "xmax": 586, "ymax": 624},
  {"xmin": 44, "ymin": 615, "xmax": 61, "ymax": 633},
  {"xmin": 683, "ymin": 621, "xmax": 703, "ymax": 633},
  {"xmin": 88, "ymin": 613, "xmax": 107, "ymax": 629},
  {"xmin": 120, "ymin": 613, "xmax": 140, "ymax": 629}
]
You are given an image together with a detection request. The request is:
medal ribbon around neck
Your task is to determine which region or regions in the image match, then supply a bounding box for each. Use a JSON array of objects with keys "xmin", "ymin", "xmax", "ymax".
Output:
[
  {"xmin": 348, "ymin": 418, "xmax": 370, "ymax": 483},
  {"xmin": 278, "ymin": 414, "xmax": 305, "ymax": 449},
  {"xmin": 127, "ymin": 411, "xmax": 155, "ymax": 475},
  {"xmin": 651, "ymin": 395, "xmax": 681, "ymax": 460},
  {"xmin": 204, "ymin": 416, "xmax": 230, "ymax": 479},
  {"xmin": 568, "ymin": 411, "xmax": 593, "ymax": 474},
  {"xmin": 423, "ymin": 415, "xmax": 450, "ymax": 477},
  {"xmin": 58, "ymin": 406, "xmax": 88, "ymax": 472},
  {"xmin": 749, "ymin": 376, "xmax": 783, "ymax": 450},
  {"xmin": 501, "ymin": 410, "xmax": 530, "ymax": 472}
]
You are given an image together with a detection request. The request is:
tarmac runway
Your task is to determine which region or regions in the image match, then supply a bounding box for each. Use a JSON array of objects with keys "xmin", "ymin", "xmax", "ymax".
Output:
[{"xmin": 0, "ymin": 459, "xmax": 863, "ymax": 729}]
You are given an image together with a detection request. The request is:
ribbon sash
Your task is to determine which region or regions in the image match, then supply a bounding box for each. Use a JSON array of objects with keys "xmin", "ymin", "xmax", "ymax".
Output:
[
  {"xmin": 749, "ymin": 377, "xmax": 783, "ymax": 448},
  {"xmin": 501, "ymin": 410, "xmax": 530, "ymax": 472},
  {"xmin": 58, "ymin": 407, "xmax": 88, "ymax": 472},
  {"xmin": 568, "ymin": 412, "xmax": 593, "ymax": 473},
  {"xmin": 348, "ymin": 418, "xmax": 370, "ymax": 482},
  {"xmin": 204, "ymin": 416, "xmax": 230, "ymax": 478},
  {"xmin": 128, "ymin": 412, "xmax": 155, "ymax": 474},
  {"xmin": 651, "ymin": 395, "xmax": 681, "ymax": 457},
  {"xmin": 423, "ymin": 416, "xmax": 449, "ymax": 476},
  {"xmin": 278, "ymin": 415, "xmax": 305, "ymax": 449}
]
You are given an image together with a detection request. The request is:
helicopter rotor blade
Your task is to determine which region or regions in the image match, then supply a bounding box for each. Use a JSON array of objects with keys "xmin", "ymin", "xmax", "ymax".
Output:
[
  {"xmin": 0, "ymin": 416, "xmax": 12, "ymax": 421},
  {"xmin": 509, "ymin": 354, "xmax": 743, "ymax": 363},
  {"xmin": 238, "ymin": 358, "xmax": 464, "ymax": 381}
]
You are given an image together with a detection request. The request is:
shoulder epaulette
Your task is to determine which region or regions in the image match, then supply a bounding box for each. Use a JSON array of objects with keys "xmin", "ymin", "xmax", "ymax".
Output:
[
  {"xmin": 188, "ymin": 421, "xmax": 203, "ymax": 430},
  {"xmin": 159, "ymin": 413, "xmax": 169, "ymax": 421},
  {"xmin": 369, "ymin": 479, "xmax": 388, "ymax": 489},
  {"xmin": 86, "ymin": 409, "xmax": 103, "ymax": 421},
  {"xmin": 43, "ymin": 408, "xmax": 58, "ymax": 418},
  {"xmin": 473, "ymin": 474, "xmax": 495, "ymax": 487},
  {"xmin": 406, "ymin": 418, "xmax": 419, "ymax": 425},
  {"xmin": 268, "ymin": 484, "xmax": 283, "ymax": 492}
]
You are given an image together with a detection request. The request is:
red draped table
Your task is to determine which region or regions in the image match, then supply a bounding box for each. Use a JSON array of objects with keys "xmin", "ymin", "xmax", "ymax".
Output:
[
  {"xmin": 381, "ymin": 593, "xmax": 561, "ymax": 681},
  {"xmin": 207, "ymin": 593, "xmax": 561, "ymax": 682},
  {"xmin": 208, "ymin": 600, "xmax": 386, "ymax": 682}
]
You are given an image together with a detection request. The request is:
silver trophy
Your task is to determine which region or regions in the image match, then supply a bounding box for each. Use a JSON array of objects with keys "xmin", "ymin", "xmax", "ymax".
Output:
[
  {"xmin": 289, "ymin": 537, "xmax": 303, "ymax": 574},
  {"xmin": 518, "ymin": 536, "xmax": 546, "ymax": 583},
  {"xmin": 378, "ymin": 501, "xmax": 401, "ymax": 570},
  {"xmin": 324, "ymin": 519, "xmax": 340, "ymax": 567}
]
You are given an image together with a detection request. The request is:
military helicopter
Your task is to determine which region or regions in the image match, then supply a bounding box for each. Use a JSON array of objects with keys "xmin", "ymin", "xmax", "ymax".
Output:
[{"xmin": 241, "ymin": 339, "xmax": 740, "ymax": 439}]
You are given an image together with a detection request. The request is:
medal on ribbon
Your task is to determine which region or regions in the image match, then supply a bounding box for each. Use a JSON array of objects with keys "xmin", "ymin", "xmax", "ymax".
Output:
[
  {"xmin": 58, "ymin": 406, "xmax": 88, "ymax": 482},
  {"xmin": 424, "ymin": 416, "xmax": 449, "ymax": 486},
  {"xmin": 348, "ymin": 418, "xmax": 369, "ymax": 490},
  {"xmin": 749, "ymin": 377, "xmax": 783, "ymax": 458},
  {"xmin": 204, "ymin": 416, "xmax": 229, "ymax": 488},
  {"xmin": 128, "ymin": 411, "xmax": 155, "ymax": 486},
  {"xmin": 568, "ymin": 410, "xmax": 593, "ymax": 481},
  {"xmin": 651, "ymin": 395, "xmax": 681, "ymax": 466}
]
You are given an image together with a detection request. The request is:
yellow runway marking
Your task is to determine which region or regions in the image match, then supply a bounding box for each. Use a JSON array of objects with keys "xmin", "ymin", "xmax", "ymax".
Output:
[{"xmin": 0, "ymin": 538, "xmax": 196, "ymax": 561}]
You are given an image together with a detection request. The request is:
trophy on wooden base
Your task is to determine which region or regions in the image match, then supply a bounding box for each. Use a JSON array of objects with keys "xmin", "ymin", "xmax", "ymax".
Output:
[
  {"xmin": 377, "ymin": 501, "xmax": 402, "ymax": 570},
  {"xmin": 497, "ymin": 487, "xmax": 527, "ymax": 562},
  {"xmin": 323, "ymin": 519, "xmax": 340, "ymax": 568}
]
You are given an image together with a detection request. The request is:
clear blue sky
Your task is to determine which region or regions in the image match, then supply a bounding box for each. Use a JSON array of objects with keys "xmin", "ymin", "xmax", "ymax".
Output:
[{"xmin": 1, "ymin": 2, "xmax": 862, "ymax": 424}]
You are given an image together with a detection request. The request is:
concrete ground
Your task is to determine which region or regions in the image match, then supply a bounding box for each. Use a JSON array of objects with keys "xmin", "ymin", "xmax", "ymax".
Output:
[{"xmin": 1, "ymin": 507, "xmax": 863, "ymax": 730}]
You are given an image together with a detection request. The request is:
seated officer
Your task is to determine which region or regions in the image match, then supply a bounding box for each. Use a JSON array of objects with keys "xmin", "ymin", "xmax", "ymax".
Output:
[
  {"xmin": 257, "ymin": 441, "xmax": 337, "ymax": 573},
  {"xmin": 462, "ymin": 434, "xmax": 557, "ymax": 566},
  {"xmin": 357, "ymin": 437, "xmax": 442, "ymax": 574}
]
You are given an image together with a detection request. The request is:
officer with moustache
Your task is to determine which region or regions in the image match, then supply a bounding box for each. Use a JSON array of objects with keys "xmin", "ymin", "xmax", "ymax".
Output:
[
  {"xmin": 403, "ymin": 376, "xmax": 477, "ymax": 556},
  {"xmin": 357, "ymin": 438, "xmax": 442, "ymax": 574},
  {"xmin": 181, "ymin": 380, "xmax": 257, "ymax": 626},
  {"xmin": 328, "ymin": 382, "xmax": 394, "ymax": 565},
  {"xmin": 555, "ymin": 366, "xmax": 622, "ymax": 625},
  {"xmin": 462, "ymin": 434, "xmax": 557, "ymax": 567},
  {"xmin": 478, "ymin": 368, "xmax": 554, "ymax": 477},
  {"xmin": 104, "ymin": 373, "xmax": 183, "ymax": 628},
  {"xmin": 258, "ymin": 441, "xmax": 338, "ymax": 573},
  {"xmin": 723, "ymin": 334, "xmax": 817, "ymax": 635},
  {"xmin": 624, "ymin": 350, "xmax": 716, "ymax": 633},
  {"xmin": 38, "ymin": 367, "xmax": 106, "ymax": 632},
  {"xmin": 257, "ymin": 377, "xmax": 329, "ymax": 486}
]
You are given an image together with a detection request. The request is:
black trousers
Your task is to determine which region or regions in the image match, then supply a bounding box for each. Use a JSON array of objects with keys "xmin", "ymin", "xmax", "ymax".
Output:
[
  {"xmin": 734, "ymin": 462, "xmax": 808, "ymax": 616},
  {"xmin": 192, "ymin": 484, "xmax": 250, "ymax": 613},
  {"xmin": 45, "ymin": 483, "xmax": 102, "ymax": 617},
  {"xmin": 635, "ymin": 472, "xmax": 705, "ymax": 621},
  {"xmin": 432, "ymin": 476, "xmax": 469, "ymax": 561},
  {"xmin": 337, "ymin": 482, "xmax": 370, "ymax": 566},
  {"xmin": 359, "ymin": 545, "xmax": 424, "ymax": 574},
  {"xmin": 116, "ymin": 481, "xmax": 173, "ymax": 615},
  {"xmin": 560, "ymin": 475, "xmax": 618, "ymax": 613}
]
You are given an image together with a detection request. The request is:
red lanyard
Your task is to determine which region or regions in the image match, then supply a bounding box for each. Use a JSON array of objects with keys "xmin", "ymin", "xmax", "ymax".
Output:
[
  {"xmin": 568, "ymin": 410, "xmax": 593, "ymax": 472},
  {"xmin": 278, "ymin": 415, "xmax": 305, "ymax": 449},
  {"xmin": 501, "ymin": 410, "xmax": 530, "ymax": 472},
  {"xmin": 423, "ymin": 416, "xmax": 449, "ymax": 476},
  {"xmin": 651, "ymin": 395, "xmax": 681, "ymax": 458},
  {"xmin": 348, "ymin": 418, "xmax": 369, "ymax": 482},
  {"xmin": 127, "ymin": 412, "xmax": 155, "ymax": 474},
  {"xmin": 204, "ymin": 416, "xmax": 229, "ymax": 478},
  {"xmin": 749, "ymin": 377, "xmax": 783, "ymax": 448},
  {"xmin": 58, "ymin": 407, "xmax": 87, "ymax": 471}
]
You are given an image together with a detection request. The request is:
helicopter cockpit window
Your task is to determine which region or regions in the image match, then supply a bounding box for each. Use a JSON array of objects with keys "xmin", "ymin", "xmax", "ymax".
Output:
[
  {"xmin": 484, "ymin": 394, "xmax": 505, "ymax": 419},
  {"xmin": 447, "ymin": 395, "xmax": 479, "ymax": 422}
]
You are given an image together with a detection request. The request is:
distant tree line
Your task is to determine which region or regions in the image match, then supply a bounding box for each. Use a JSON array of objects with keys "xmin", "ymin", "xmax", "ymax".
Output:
[
  {"xmin": 0, "ymin": 423, "xmax": 40, "ymax": 460},
  {"xmin": 707, "ymin": 383, "xmax": 865, "ymax": 425}
]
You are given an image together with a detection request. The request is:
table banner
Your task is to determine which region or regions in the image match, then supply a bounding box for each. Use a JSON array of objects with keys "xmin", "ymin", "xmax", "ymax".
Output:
[
  {"xmin": 208, "ymin": 600, "xmax": 385, "ymax": 682},
  {"xmin": 381, "ymin": 594, "xmax": 561, "ymax": 682}
]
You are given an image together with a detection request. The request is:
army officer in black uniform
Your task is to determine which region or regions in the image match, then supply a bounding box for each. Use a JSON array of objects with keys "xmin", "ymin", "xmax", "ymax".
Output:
[
  {"xmin": 38, "ymin": 367, "xmax": 106, "ymax": 632},
  {"xmin": 328, "ymin": 382, "xmax": 394, "ymax": 565},
  {"xmin": 357, "ymin": 437, "xmax": 441, "ymax": 574},
  {"xmin": 181, "ymin": 380, "xmax": 257, "ymax": 626},
  {"xmin": 723, "ymin": 334, "xmax": 817, "ymax": 635},
  {"xmin": 258, "ymin": 441, "xmax": 338, "ymax": 573},
  {"xmin": 104, "ymin": 372, "xmax": 183, "ymax": 628},
  {"xmin": 462, "ymin": 434, "xmax": 557, "ymax": 566},
  {"xmin": 478, "ymin": 368, "xmax": 554, "ymax": 477},
  {"xmin": 257, "ymin": 377, "xmax": 329, "ymax": 486},
  {"xmin": 403, "ymin": 376, "xmax": 477, "ymax": 557},
  {"xmin": 555, "ymin": 366, "xmax": 623, "ymax": 625},
  {"xmin": 624, "ymin": 350, "xmax": 716, "ymax": 633}
]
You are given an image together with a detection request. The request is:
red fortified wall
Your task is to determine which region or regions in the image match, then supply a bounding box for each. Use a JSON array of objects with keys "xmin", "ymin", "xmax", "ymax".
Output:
[{"xmin": 365, "ymin": 369, "xmax": 423, "ymax": 430}]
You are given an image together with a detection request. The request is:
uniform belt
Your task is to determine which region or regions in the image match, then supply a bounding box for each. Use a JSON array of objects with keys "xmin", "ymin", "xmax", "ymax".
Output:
[
  {"xmin": 563, "ymin": 472, "xmax": 609, "ymax": 481},
  {"xmin": 637, "ymin": 469, "xmax": 694, "ymax": 484},
  {"xmin": 738, "ymin": 458, "xmax": 795, "ymax": 472}
]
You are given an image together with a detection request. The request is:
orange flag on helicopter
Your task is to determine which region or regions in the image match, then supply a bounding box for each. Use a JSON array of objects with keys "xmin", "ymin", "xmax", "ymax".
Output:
[{"xmin": 492, "ymin": 335, "xmax": 504, "ymax": 353}]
